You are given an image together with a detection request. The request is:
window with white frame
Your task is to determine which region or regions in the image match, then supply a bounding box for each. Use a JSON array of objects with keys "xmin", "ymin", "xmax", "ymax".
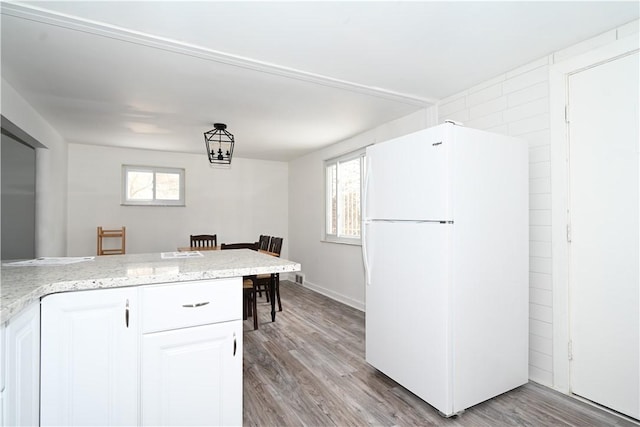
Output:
[
  {"xmin": 325, "ymin": 149, "xmax": 365, "ymax": 244},
  {"xmin": 122, "ymin": 165, "xmax": 185, "ymax": 206}
]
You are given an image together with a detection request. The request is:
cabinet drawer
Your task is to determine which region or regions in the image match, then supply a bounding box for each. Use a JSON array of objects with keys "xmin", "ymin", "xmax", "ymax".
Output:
[{"xmin": 141, "ymin": 278, "xmax": 241, "ymax": 333}]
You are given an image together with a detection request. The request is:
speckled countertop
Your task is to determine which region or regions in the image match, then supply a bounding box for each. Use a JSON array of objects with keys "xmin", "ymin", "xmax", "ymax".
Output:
[{"xmin": 1, "ymin": 250, "xmax": 300, "ymax": 324}]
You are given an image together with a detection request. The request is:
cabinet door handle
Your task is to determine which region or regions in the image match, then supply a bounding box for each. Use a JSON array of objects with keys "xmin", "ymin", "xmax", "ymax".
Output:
[
  {"xmin": 181, "ymin": 301, "xmax": 210, "ymax": 308},
  {"xmin": 233, "ymin": 333, "xmax": 237, "ymax": 356},
  {"xmin": 125, "ymin": 299, "xmax": 130, "ymax": 328}
]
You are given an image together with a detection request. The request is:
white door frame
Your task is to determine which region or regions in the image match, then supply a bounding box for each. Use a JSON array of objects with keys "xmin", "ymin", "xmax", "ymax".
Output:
[{"xmin": 549, "ymin": 34, "xmax": 639, "ymax": 393}]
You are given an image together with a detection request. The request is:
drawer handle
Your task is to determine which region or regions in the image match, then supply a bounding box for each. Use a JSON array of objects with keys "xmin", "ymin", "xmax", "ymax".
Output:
[
  {"xmin": 182, "ymin": 301, "xmax": 210, "ymax": 308},
  {"xmin": 125, "ymin": 299, "xmax": 130, "ymax": 328},
  {"xmin": 233, "ymin": 332, "xmax": 237, "ymax": 356}
]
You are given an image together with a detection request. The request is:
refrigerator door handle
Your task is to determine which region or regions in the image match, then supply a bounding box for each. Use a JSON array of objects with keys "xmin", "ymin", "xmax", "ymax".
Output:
[
  {"xmin": 362, "ymin": 155, "xmax": 371, "ymax": 220},
  {"xmin": 362, "ymin": 220, "xmax": 372, "ymax": 286},
  {"xmin": 362, "ymin": 157, "xmax": 372, "ymax": 286}
]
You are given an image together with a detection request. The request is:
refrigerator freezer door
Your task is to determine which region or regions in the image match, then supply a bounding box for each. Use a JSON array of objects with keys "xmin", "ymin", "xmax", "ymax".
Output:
[
  {"xmin": 365, "ymin": 124, "xmax": 451, "ymax": 221},
  {"xmin": 364, "ymin": 220, "xmax": 452, "ymax": 414}
]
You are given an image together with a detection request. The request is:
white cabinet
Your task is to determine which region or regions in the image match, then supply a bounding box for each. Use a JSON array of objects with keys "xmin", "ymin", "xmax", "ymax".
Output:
[
  {"xmin": 2, "ymin": 302, "xmax": 40, "ymax": 426},
  {"xmin": 40, "ymin": 287, "xmax": 138, "ymax": 426},
  {"xmin": 40, "ymin": 278, "xmax": 242, "ymax": 427},
  {"xmin": 142, "ymin": 321, "xmax": 242, "ymax": 425},
  {"xmin": 140, "ymin": 279, "xmax": 242, "ymax": 426},
  {"xmin": 1, "ymin": 322, "xmax": 3, "ymax": 425}
]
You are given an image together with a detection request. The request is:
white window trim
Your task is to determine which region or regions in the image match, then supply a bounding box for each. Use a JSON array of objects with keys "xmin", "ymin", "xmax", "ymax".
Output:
[
  {"xmin": 324, "ymin": 148, "xmax": 366, "ymax": 245},
  {"xmin": 121, "ymin": 165, "xmax": 185, "ymax": 206}
]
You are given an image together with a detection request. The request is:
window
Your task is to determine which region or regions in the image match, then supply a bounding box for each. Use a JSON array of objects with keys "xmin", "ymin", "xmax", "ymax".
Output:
[
  {"xmin": 122, "ymin": 165, "xmax": 185, "ymax": 206},
  {"xmin": 325, "ymin": 149, "xmax": 365, "ymax": 244}
]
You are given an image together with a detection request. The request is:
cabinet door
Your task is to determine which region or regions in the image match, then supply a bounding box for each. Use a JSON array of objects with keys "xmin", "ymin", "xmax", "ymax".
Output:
[
  {"xmin": 142, "ymin": 320, "xmax": 242, "ymax": 426},
  {"xmin": 41, "ymin": 288, "xmax": 138, "ymax": 426},
  {"xmin": 3, "ymin": 302, "xmax": 40, "ymax": 426}
]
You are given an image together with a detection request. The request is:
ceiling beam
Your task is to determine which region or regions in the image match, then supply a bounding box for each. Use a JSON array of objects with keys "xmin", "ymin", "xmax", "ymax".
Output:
[{"xmin": 2, "ymin": 3, "xmax": 436, "ymax": 108}]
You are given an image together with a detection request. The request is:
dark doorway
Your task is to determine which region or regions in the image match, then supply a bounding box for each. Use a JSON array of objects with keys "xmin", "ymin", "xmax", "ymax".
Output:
[{"xmin": 1, "ymin": 132, "xmax": 36, "ymax": 260}]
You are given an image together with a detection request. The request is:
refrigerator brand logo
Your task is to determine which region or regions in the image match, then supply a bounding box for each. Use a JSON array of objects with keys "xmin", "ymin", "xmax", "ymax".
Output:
[{"xmin": 432, "ymin": 141, "xmax": 443, "ymax": 146}]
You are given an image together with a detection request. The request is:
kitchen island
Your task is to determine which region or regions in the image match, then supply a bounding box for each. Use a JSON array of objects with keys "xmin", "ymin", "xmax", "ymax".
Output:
[
  {"xmin": 1, "ymin": 249, "xmax": 299, "ymax": 323},
  {"xmin": 1, "ymin": 250, "xmax": 300, "ymax": 426}
]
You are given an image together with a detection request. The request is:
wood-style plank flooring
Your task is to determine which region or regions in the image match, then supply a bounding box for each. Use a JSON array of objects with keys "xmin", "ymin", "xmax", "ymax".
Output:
[{"xmin": 243, "ymin": 281, "xmax": 637, "ymax": 427}]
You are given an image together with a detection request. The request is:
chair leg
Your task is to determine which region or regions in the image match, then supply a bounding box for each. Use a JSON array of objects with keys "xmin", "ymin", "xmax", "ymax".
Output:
[{"xmin": 243, "ymin": 292, "xmax": 248, "ymax": 320}]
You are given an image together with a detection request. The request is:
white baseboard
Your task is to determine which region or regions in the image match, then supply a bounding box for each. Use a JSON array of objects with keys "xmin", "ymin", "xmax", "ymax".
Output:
[
  {"xmin": 299, "ymin": 279, "xmax": 365, "ymax": 312},
  {"xmin": 280, "ymin": 272, "xmax": 296, "ymax": 282}
]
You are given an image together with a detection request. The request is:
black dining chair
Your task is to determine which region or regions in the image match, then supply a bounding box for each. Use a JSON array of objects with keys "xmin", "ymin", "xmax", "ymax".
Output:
[
  {"xmin": 221, "ymin": 242, "xmax": 260, "ymax": 330},
  {"xmin": 258, "ymin": 235, "xmax": 271, "ymax": 251},
  {"xmin": 220, "ymin": 242, "xmax": 258, "ymax": 250},
  {"xmin": 190, "ymin": 234, "xmax": 217, "ymax": 248},
  {"xmin": 255, "ymin": 235, "xmax": 271, "ymax": 298},
  {"xmin": 256, "ymin": 237, "xmax": 283, "ymax": 312}
]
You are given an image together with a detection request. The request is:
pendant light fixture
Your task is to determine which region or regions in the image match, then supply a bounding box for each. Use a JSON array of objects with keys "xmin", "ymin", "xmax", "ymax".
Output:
[{"xmin": 204, "ymin": 123, "xmax": 234, "ymax": 165}]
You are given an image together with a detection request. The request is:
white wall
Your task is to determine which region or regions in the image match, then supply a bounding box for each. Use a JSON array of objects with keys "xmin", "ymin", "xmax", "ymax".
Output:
[
  {"xmin": 67, "ymin": 143, "xmax": 288, "ymax": 256},
  {"xmin": 1, "ymin": 79, "xmax": 68, "ymax": 257},
  {"xmin": 288, "ymin": 108, "xmax": 437, "ymax": 310},
  {"xmin": 437, "ymin": 19, "xmax": 639, "ymax": 388}
]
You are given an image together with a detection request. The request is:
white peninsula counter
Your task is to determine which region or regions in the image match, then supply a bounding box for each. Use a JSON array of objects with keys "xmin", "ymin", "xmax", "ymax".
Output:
[
  {"xmin": 1, "ymin": 249, "xmax": 300, "ymax": 323},
  {"xmin": 0, "ymin": 250, "xmax": 300, "ymax": 426}
]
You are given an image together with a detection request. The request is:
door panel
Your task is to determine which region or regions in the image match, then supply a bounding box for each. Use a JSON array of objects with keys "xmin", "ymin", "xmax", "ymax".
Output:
[
  {"xmin": 142, "ymin": 320, "xmax": 242, "ymax": 426},
  {"xmin": 568, "ymin": 51, "xmax": 639, "ymax": 419},
  {"xmin": 40, "ymin": 288, "xmax": 138, "ymax": 426},
  {"xmin": 4, "ymin": 303, "xmax": 40, "ymax": 426},
  {"xmin": 365, "ymin": 220, "xmax": 451, "ymax": 413},
  {"xmin": 365, "ymin": 125, "xmax": 451, "ymax": 221}
]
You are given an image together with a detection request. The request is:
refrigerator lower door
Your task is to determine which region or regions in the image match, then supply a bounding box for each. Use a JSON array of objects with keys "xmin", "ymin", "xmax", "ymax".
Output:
[{"xmin": 364, "ymin": 220, "xmax": 453, "ymax": 414}]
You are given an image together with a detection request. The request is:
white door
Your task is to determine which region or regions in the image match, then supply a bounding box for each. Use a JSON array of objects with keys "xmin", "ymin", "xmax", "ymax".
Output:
[
  {"xmin": 40, "ymin": 288, "xmax": 139, "ymax": 426},
  {"xmin": 364, "ymin": 220, "xmax": 451, "ymax": 414},
  {"xmin": 568, "ymin": 51, "xmax": 639, "ymax": 419},
  {"xmin": 141, "ymin": 320, "xmax": 242, "ymax": 426},
  {"xmin": 365, "ymin": 124, "xmax": 452, "ymax": 221},
  {"xmin": 3, "ymin": 302, "xmax": 40, "ymax": 426}
]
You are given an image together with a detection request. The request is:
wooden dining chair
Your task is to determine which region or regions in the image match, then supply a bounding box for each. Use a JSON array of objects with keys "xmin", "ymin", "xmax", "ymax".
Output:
[
  {"xmin": 97, "ymin": 226, "xmax": 126, "ymax": 255},
  {"xmin": 221, "ymin": 242, "xmax": 259, "ymax": 330},
  {"xmin": 255, "ymin": 235, "xmax": 271, "ymax": 297},
  {"xmin": 258, "ymin": 235, "xmax": 271, "ymax": 251},
  {"xmin": 269, "ymin": 237, "xmax": 283, "ymax": 255},
  {"xmin": 190, "ymin": 234, "xmax": 217, "ymax": 248},
  {"xmin": 256, "ymin": 237, "xmax": 283, "ymax": 311},
  {"xmin": 220, "ymin": 242, "xmax": 258, "ymax": 250}
]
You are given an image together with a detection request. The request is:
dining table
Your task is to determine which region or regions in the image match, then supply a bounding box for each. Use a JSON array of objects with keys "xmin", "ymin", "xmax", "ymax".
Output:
[
  {"xmin": 177, "ymin": 246, "xmax": 279, "ymax": 257},
  {"xmin": 177, "ymin": 245, "xmax": 281, "ymax": 321}
]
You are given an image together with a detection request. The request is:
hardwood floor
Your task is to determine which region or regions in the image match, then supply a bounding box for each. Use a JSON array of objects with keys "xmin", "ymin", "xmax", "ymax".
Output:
[{"xmin": 243, "ymin": 281, "xmax": 636, "ymax": 427}]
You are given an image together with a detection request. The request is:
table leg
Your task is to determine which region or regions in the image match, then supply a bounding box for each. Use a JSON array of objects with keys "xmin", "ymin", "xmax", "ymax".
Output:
[
  {"xmin": 276, "ymin": 273, "xmax": 282, "ymax": 312},
  {"xmin": 270, "ymin": 273, "xmax": 276, "ymax": 322}
]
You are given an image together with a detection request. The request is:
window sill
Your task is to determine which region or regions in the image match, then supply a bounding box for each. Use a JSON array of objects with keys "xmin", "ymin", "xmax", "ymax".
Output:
[
  {"xmin": 121, "ymin": 203, "xmax": 185, "ymax": 207},
  {"xmin": 322, "ymin": 237, "xmax": 362, "ymax": 247}
]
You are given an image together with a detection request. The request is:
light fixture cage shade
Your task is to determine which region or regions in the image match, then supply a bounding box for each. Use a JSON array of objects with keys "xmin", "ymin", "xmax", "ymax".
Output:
[{"xmin": 204, "ymin": 123, "xmax": 235, "ymax": 165}]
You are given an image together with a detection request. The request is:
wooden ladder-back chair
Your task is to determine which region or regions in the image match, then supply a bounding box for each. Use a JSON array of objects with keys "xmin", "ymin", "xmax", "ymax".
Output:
[
  {"xmin": 269, "ymin": 237, "xmax": 283, "ymax": 255},
  {"xmin": 220, "ymin": 242, "xmax": 259, "ymax": 330},
  {"xmin": 256, "ymin": 237, "xmax": 283, "ymax": 311},
  {"xmin": 97, "ymin": 226, "xmax": 126, "ymax": 256},
  {"xmin": 255, "ymin": 235, "xmax": 271, "ymax": 297},
  {"xmin": 190, "ymin": 234, "xmax": 217, "ymax": 248},
  {"xmin": 258, "ymin": 235, "xmax": 271, "ymax": 251},
  {"xmin": 220, "ymin": 242, "xmax": 258, "ymax": 250}
]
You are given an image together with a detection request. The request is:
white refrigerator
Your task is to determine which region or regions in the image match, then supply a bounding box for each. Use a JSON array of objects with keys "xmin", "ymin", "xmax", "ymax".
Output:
[{"xmin": 362, "ymin": 122, "xmax": 529, "ymax": 417}]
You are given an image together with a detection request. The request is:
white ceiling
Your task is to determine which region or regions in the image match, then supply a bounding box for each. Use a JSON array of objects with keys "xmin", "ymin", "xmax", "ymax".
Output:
[{"xmin": 1, "ymin": 1, "xmax": 638, "ymax": 161}]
